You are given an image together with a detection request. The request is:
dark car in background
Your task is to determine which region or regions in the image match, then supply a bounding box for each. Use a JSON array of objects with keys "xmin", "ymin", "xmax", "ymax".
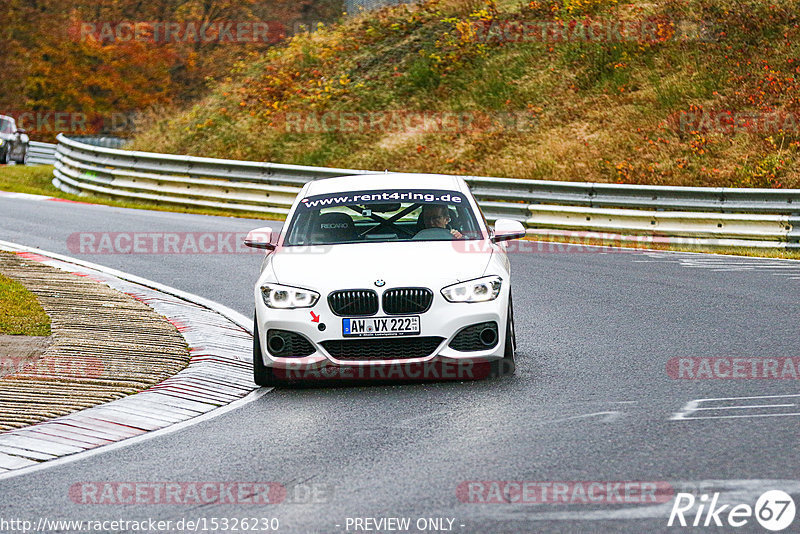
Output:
[{"xmin": 0, "ymin": 115, "xmax": 29, "ymax": 164}]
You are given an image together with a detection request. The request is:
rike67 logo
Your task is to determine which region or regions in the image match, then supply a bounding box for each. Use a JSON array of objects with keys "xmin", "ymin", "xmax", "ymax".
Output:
[{"xmin": 668, "ymin": 490, "xmax": 795, "ymax": 531}]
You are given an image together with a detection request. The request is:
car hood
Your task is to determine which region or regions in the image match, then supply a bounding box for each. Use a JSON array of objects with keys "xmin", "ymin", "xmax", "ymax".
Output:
[{"xmin": 268, "ymin": 241, "xmax": 493, "ymax": 289}]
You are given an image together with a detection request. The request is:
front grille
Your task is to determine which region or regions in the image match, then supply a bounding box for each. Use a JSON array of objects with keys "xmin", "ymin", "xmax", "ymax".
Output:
[
  {"xmin": 449, "ymin": 321, "xmax": 499, "ymax": 352},
  {"xmin": 321, "ymin": 337, "xmax": 444, "ymax": 360},
  {"xmin": 266, "ymin": 329, "xmax": 315, "ymax": 357},
  {"xmin": 382, "ymin": 287, "xmax": 433, "ymax": 315},
  {"xmin": 328, "ymin": 290, "xmax": 379, "ymax": 316}
]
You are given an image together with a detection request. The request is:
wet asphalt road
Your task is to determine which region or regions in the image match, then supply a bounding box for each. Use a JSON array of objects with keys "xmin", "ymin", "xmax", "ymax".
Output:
[{"xmin": 1, "ymin": 196, "xmax": 799, "ymax": 533}]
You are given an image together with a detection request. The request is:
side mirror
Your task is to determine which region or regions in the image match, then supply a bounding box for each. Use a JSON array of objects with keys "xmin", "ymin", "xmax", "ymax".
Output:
[
  {"xmin": 491, "ymin": 219, "xmax": 526, "ymax": 243},
  {"xmin": 244, "ymin": 227, "xmax": 277, "ymax": 250},
  {"xmin": 15, "ymin": 128, "xmax": 26, "ymax": 134}
]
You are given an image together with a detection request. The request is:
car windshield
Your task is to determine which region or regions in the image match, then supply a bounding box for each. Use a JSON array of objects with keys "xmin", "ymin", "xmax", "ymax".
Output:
[
  {"xmin": 284, "ymin": 188, "xmax": 483, "ymax": 246},
  {"xmin": 0, "ymin": 118, "xmax": 14, "ymax": 134}
]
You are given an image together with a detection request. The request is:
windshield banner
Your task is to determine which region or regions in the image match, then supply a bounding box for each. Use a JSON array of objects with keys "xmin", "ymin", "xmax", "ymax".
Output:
[{"xmin": 298, "ymin": 189, "xmax": 465, "ymax": 210}]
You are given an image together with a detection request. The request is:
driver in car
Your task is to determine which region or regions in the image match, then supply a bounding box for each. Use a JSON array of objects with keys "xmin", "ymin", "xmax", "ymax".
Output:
[{"xmin": 421, "ymin": 204, "xmax": 463, "ymax": 239}]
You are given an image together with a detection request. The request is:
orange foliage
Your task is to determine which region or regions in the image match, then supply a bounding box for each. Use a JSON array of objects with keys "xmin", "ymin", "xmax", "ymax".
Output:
[{"xmin": 0, "ymin": 0, "xmax": 340, "ymax": 140}]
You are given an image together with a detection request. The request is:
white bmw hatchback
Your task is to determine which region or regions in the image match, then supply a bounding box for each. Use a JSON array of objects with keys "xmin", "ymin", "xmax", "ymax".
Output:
[{"xmin": 245, "ymin": 173, "xmax": 526, "ymax": 386}]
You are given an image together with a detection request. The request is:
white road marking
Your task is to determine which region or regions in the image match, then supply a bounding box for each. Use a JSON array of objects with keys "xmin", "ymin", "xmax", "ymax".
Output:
[
  {"xmin": 0, "ymin": 191, "xmax": 52, "ymax": 201},
  {"xmin": 634, "ymin": 252, "xmax": 800, "ymax": 283},
  {"xmin": 384, "ymin": 407, "xmax": 628, "ymax": 433},
  {"xmin": 671, "ymin": 394, "xmax": 800, "ymax": 421},
  {"xmin": 675, "ymin": 412, "xmax": 800, "ymax": 420},
  {"xmin": 540, "ymin": 411, "xmax": 623, "ymax": 424},
  {"xmin": 692, "ymin": 404, "xmax": 795, "ymax": 411}
]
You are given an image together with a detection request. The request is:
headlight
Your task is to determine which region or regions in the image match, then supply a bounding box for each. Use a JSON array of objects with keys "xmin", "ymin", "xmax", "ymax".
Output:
[
  {"xmin": 0, "ymin": 139, "xmax": 4, "ymax": 146},
  {"xmin": 441, "ymin": 276, "xmax": 502, "ymax": 303},
  {"xmin": 261, "ymin": 283, "xmax": 319, "ymax": 309}
]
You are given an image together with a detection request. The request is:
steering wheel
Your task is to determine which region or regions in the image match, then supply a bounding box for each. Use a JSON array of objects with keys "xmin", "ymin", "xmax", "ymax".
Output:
[{"xmin": 411, "ymin": 228, "xmax": 456, "ymax": 241}]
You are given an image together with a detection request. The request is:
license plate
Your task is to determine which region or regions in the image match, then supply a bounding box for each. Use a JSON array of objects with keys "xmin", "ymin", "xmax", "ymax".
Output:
[{"xmin": 342, "ymin": 316, "xmax": 420, "ymax": 337}]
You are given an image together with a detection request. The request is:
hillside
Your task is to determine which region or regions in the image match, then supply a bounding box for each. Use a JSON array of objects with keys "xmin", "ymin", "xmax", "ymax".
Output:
[{"xmin": 131, "ymin": 0, "xmax": 800, "ymax": 188}]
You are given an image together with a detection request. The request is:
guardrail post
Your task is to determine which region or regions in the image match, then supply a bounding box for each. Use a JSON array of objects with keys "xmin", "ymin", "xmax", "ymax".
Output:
[{"xmin": 789, "ymin": 216, "xmax": 800, "ymax": 245}]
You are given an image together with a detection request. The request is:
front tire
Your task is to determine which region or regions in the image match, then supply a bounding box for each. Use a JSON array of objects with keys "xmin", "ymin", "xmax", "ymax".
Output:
[
  {"xmin": 0, "ymin": 147, "xmax": 9, "ymax": 165},
  {"xmin": 490, "ymin": 302, "xmax": 516, "ymax": 377}
]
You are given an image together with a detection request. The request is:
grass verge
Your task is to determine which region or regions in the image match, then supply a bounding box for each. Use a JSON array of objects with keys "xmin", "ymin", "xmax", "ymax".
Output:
[{"xmin": 0, "ymin": 256, "xmax": 51, "ymax": 336}]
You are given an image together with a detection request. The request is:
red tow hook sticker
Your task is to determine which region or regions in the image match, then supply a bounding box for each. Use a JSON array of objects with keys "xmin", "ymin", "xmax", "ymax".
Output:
[{"xmin": 310, "ymin": 311, "xmax": 320, "ymax": 323}]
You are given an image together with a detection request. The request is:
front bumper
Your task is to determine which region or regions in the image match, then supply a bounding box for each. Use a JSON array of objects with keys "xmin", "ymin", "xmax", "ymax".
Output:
[{"xmin": 254, "ymin": 291, "xmax": 508, "ymax": 372}]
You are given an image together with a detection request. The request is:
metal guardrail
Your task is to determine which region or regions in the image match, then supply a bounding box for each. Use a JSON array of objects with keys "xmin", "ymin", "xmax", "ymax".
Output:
[
  {"xmin": 52, "ymin": 134, "xmax": 799, "ymax": 249},
  {"xmin": 66, "ymin": 136, "xmax": 129, "ymax": 149},
  {"xmin": 26, "ymin": 141, "xmax": 57, "ymax": 165},
  {"xmin": 52, "ymin": 134, "xmax": 373, "ymax": 216},
  {"xmin": 26, "ymin": 137, "xmax": 127, "ymax": 165},
  {"xmin": 467, "ymin": 176, "xmax": 800, "ymax": 216}
]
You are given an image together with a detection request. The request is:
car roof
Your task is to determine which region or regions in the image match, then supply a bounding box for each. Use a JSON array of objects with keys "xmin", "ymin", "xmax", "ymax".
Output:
[
  {"xmin": 0, "ymin": 115, "xmax": 13, "ymax": 122},
  {"xmin": 304, "ymin": 173, "xmax": 467, "ymax": 196}
]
